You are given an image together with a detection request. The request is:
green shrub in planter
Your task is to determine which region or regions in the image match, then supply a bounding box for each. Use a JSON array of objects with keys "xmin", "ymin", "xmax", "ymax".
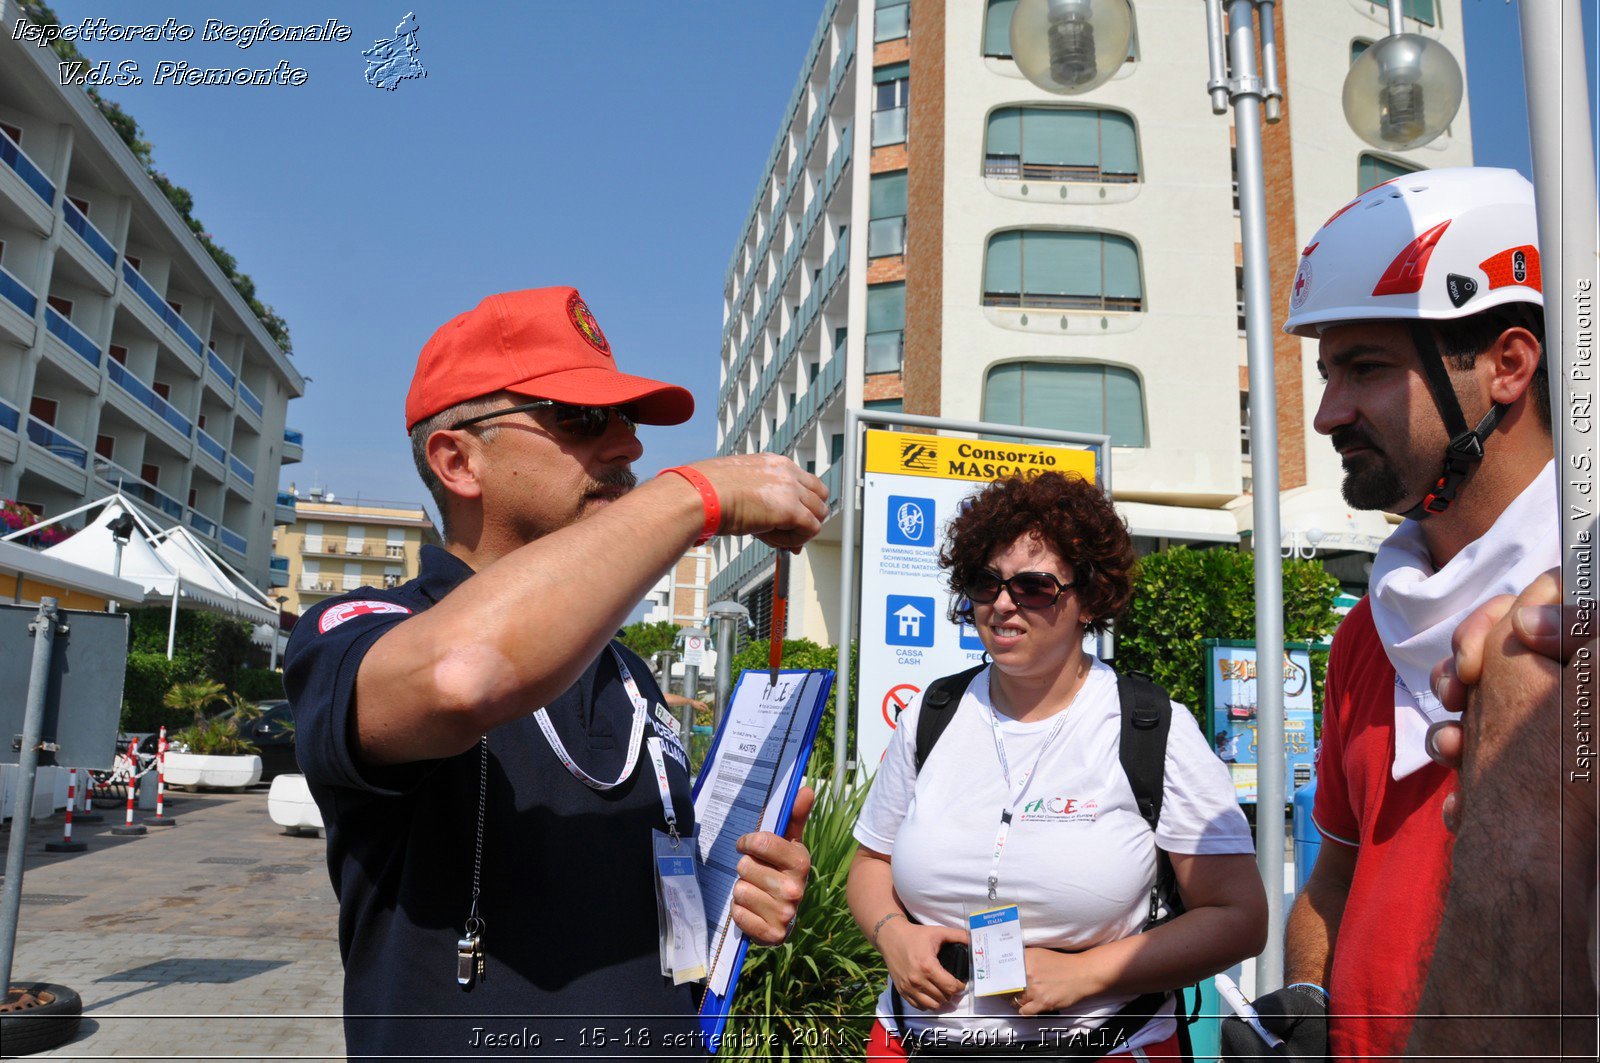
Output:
[
  {"xmin": 169, "ymin": 715, "xmax": 258, "ymax": 756},
  {"xmin": 723, "ymin": 780, "xmax": 883, "ymax": 1060}
]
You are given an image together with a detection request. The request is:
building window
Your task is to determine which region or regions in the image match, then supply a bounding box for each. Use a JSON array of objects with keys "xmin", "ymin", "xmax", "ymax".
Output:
[
  {"xmin": 869, "ymin": 171, "xmax": 908, "ymax": 257},
  {"xmin": 984, "ymin": 0, "xmax": 1139, "ymax": 61},
  {"xmin": 1235, "ymin": 267, "xmax": 1247, "ymax": 335},
  {"xmin": 984, "ymin": 106, "xmax": 1139, "ymax": 183},
  {"xmin": 872, "ymin": 63, "xmax": 909, "ymax": 147},
  {"xmin": 865, "ymin": 398, "xmax": 904, "ymax": 413},
  {"xmin": 866, "ymin": 282, "xmax": 906, "ymax": 373},
  {"xmin": 1382, "ymin": 0, "xmax": 1436, "ymax": 27},
  {"xmin": 0, "ymin": 122, "xmax": 20, "ymax": 145},
  {"xmin": 875, "ymin": 0, "xmax": 909, "ymax": 42},
  {"xmin": 983, "ymin": 361, "xmax": 1147, "ymax": 447},
  {"xmin": 983, "ymin": 229, "xmax": 1144, "ymax": 313},
  {"xmin": 1358, "ymin": 152, "xmax": 1420, "ymax": 193},
  {"xmin": 46, "ymin": 295, "xmax": 72, "ymax": 318},
  {"xmin": 95, "ymin": 434, "xmax": 115, "ymax": 460},
  {"xmin": 1351, "ymin": 38, "xmax": 1372, "ymax": 64}
]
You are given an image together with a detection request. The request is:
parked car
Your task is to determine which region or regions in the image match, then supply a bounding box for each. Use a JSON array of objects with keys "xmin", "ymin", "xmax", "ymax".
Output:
[{"xmin": 222, "ymin": 700, "xmax": 299, "ymax": 780}]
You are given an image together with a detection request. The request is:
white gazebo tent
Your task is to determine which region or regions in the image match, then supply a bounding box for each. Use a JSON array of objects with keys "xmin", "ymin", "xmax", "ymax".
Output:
[{"xmin": 1, "ymin": 494, "xmax": 278, "ymax": 656}]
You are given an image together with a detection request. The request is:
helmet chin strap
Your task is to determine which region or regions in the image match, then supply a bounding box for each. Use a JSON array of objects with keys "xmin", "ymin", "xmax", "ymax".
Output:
[{"xmin": 1401, "ymin": 322, "xmax": 1507, "ymax": 521}]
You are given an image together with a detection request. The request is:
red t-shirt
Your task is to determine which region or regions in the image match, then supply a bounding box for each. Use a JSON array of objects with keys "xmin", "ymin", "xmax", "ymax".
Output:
[{"xmin": 1312, "ymin": 597, "xmax": 1454, "ymax": 1061}]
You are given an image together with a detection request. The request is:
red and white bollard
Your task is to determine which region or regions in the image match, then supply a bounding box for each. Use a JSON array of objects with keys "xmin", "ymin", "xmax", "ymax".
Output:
[
  {"xmin": 75, "ymin": 764, "xmax": 104, "ymax": 824},
  {"xmin": 110, "ymin": 737, "xmax": 147, "ymax": 836},
  {"xmin": 147, "ymin": 726, "xmax": 175, "ymax": 826},
  {"xmin": 45, "ymin": 767, "xmax": 88, "ymax": 852}
]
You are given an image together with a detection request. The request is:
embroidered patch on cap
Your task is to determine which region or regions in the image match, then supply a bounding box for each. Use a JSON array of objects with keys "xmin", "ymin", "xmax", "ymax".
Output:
[
  {"xmin": 318, "ymin": 599, "xmax": 413, "ymax": 633},
  {"xmin": 567, "ymin": 291, "xmax": 611, "ymax": 357}
]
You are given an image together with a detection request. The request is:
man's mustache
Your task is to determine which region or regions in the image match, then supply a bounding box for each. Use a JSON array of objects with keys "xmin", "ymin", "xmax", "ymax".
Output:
[
  {"xmin": 586, "ymin": 469, "xmax": 638, "ymax": 497},
  {"xmin": 1330, "ymin": 427, "xmax": 1383, "ymax": 457}
]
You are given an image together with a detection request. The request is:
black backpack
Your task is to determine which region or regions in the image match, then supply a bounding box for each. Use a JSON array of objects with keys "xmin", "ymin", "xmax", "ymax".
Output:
[{"xmin": 902, "ymin": 663, "xmax": 1200, "ymax": 1058}]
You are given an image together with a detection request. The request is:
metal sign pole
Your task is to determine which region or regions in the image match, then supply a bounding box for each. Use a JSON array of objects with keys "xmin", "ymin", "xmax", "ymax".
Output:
[{"xmin": 0, "ymin": 598, "xmax": 60, "ymax": 992}]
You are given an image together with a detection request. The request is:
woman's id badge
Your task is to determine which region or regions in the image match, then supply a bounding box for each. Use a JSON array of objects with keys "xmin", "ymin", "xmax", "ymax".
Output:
[
  {"xmin": 967, "ymin": 904, "xmax": 1026, "ymax": 997},
  {"xmin": 652, "ymin": 829, "xmax": 708, "ymax": 984}
]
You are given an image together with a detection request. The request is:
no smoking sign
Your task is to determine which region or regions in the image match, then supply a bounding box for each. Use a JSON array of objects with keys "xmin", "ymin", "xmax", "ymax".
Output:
[{"xmin": 882, "ymin": 684, "xmax": 920, "ymax": 729}]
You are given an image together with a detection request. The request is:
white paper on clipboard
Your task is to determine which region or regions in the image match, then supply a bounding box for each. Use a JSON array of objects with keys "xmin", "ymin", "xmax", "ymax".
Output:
[{"xmin": 693, "ymin": 670, "xmax": 828, "ymax": 997}]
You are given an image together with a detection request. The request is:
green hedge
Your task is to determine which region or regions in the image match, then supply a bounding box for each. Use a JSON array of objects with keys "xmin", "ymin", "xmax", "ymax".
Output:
[
  {"xmin": 1115, "ymin": 547, "xmax": 1341, "ymax": 733},
  {"xmin": 118, "ymin": 608, "xmax": 279, "ymax": 731}
]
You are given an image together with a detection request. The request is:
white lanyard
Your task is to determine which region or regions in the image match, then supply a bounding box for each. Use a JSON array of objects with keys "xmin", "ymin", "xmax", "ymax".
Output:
[
  {"xmin": 644, "ymin": 737, "xmax": 680, "ymax": 841},
  {"xmin": 533, "ymin": 647, "xmax": 650, "ymax": 792},
  {"xmin": 985, "ymin": 703, "xmax": 1068, "ymax": 902}
]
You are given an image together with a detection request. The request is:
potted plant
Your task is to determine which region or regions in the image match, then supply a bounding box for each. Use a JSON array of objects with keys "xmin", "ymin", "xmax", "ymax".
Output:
[{"xmin": 163, "ymin": 688, "xmax": 263, "ymax": 790}]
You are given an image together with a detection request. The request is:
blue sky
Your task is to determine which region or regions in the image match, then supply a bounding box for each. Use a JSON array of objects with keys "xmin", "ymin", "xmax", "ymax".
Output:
[{"xmin": 41, "ymin": 0, "xmax": 1599, "ymax": 514}]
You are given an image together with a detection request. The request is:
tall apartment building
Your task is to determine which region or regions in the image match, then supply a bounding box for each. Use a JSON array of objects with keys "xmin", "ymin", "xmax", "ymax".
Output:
[
  {"xmin": 643, "ymin": 544, "xmax": 713, "ymax": 628},
  {"xmin": 271, "ymin": 490, "xmax": 439, "ymax": 617},
  {"xmin": 0, "ymin": 2, "xmax": 305, "ymax": 592},
  {"xmin": 711, "ymin": 0, "xmax": 1472, "ymax": 642}
]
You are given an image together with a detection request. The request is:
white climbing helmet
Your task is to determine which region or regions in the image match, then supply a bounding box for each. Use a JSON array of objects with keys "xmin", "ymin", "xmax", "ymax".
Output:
[{"xmin": 1283, "ymin": 166, "xmax": 1542, "ymax": 338}]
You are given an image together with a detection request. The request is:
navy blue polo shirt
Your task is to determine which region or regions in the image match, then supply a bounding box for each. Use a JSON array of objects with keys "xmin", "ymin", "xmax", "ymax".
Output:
[{"xmin": 284, "ymin": 545, "xmax": 702, "ymax": 1060}]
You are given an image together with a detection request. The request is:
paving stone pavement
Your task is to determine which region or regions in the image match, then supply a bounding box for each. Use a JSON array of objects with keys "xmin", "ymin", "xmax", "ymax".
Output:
[{"xmin": 1, "ymin": 785, "xmax": 347, "ymax": 1060}]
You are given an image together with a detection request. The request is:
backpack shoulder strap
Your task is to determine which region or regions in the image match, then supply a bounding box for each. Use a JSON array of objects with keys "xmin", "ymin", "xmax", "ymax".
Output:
[
  {"xmin": 1116, "ymin": 669, "xmax": 1173, "ymax": 833},
  {"xmin": 914, "ymin": 663, "xmax": 986, "ymax": 773},
  {"xmin": 1114, "ymin": 667, "xmax": 1188, "ymax": 929}
]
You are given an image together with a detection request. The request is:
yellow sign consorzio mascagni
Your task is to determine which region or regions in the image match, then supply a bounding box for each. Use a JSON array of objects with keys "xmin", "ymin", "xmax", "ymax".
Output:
[{"xmin": 863, "ymin": 430, "xmax": 1097, "ymax": 484}]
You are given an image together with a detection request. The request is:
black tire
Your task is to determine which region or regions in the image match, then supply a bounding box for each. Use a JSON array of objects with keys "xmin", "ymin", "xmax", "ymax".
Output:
[{"xmin": 1, "ymin": 981, "xmax": 83, "ymax": 1056}]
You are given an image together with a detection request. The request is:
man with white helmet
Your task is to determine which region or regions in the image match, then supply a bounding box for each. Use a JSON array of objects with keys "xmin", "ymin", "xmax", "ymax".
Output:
[{"xmin": 1220, "ymin": 167, "xmax": 1556, "ymax": 1060}]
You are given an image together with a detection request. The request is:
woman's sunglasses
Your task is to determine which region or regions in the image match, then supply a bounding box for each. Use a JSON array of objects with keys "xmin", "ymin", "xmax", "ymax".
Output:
[
  {"xmin": 450, "ymin": 399, "xmax": 637, "ymax": 439},
  {"xmin": 964, "ymin": 570, "xmax": 1075, "ymax": 610}
]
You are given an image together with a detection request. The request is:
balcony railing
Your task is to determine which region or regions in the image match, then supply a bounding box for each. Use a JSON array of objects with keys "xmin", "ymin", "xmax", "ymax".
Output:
[
  {"xmin": 275, "ymin": 490, "xmax": 297, "ymax": 509},
  {"xmin": 981, "ymin": 157, "xmax": 1139, "ymax": 184},
  {"xmin": 188, "ymin": 511, "xmax": 217, "ymax": 537},
  {"xmin": 875, "ymin": 1, "xmax": 909, "ymax": 41},
  {"xmin": 0, "ymin": 264, "xmax": 38, "ymax": 317},
  {"xmin": 121, "ymin": 260, "xmax": 204, "ymax": 357},
  {"xmin": 107, "ymin": 360, "xmax": 192, "ymax": 436},
  {"xmin": 299, "ymin": 572, "xmax": 402, "ymax": 594},
  {"xmin": 100, "ymin": 464, "xmax": 183, "ymax": 520},
  {"xmin": 307, "ymin": 540, "xmax": 373, "ymax": 557},
  {"xmin": 196, "ymin": 427, "xmax": 225, "ymax": 463},
  {"xmin": 283, "ymin": 427, "xmax": 304, "ymax": 446},
  {"xmin": 865, "ymin": 330, "xmax": 904, "ymax": 374},
  {"xmin": 871, "ymin": 107, "xmax": 907, "ymax": 147},
  {"xmin": 219, "ymin": 526, "xmax": 248, "ymax": 554},
  {"xmin": 269, "ymin": 554, "xmax": 290, "ymax": 580},
  {"xmin": 0, "ymin": 127, "xmax": 54, "ymax": 205},
  {"xmin": 61, "ymin": 199, "xmax": 117, "ymax": 267},
  {"xmin": 26, "ymin": 416, "xmax": 88, "ymax": 468},
  {"xmin": 205, "ymin": 348, "xmax": 237, "ymax": 389},
  {"xmin": 227, "ymin": 454, "xmax": 255, "ymax": 487},
  {"xmin": 238, "ymin": 381, "xmax": 263, "ymax": 418},
  {"xmin": 868, "ymin": 216, "xmax": 906, "ymax": 258},
  {"xmin": 982, "ymin": 291, "xmax": 1143, "ymax": 313},
  {"xmin": 0, "ymin": 397, "xmax": 18, "ymax": 434},
  {"xmin": 45, "ymin": 307, "xmax": 101, "ymax": 367}
]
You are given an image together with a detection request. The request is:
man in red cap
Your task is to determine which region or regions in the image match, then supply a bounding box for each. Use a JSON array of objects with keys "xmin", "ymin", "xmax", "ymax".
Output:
[{"xmin": 285, "ymin": 287, "xmax": 830, "ymax": 1058}]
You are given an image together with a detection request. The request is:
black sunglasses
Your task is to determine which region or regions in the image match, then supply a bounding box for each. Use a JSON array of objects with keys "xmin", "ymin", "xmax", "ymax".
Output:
[
  {"xmin": 964, "ymin": 570, "xmax": 1075, "ymax": 610},
  {"xmin": 450, "ymin": 399, "xmax": 637, "ymax": 438}
]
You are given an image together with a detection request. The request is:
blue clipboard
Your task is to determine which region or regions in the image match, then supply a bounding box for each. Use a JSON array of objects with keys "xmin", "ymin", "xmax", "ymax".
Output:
[{"xmin": 689, "ymin": 667, "xmax": 834, "ymax": 1055}]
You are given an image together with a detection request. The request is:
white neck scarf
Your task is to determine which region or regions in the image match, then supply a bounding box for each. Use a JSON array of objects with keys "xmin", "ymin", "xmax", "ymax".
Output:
[{"xmin": 1368, "ymin": 461, "xmax": 1558, "ymax": 780}]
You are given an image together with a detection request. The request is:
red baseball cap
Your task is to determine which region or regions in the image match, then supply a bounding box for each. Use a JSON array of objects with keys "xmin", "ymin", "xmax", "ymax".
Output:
[{"xmin": 404, "ymin": 286, "xmax": 694, "ymax": 431}]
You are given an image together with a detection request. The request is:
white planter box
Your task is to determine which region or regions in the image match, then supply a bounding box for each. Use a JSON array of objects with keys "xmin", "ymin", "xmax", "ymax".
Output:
[
  {"xmin": 163, "ymin": 752, "xmax": 262, "ymax": 790},
  {"xmin": 267, "ymin": 774, "xmax": 324, "ymax": 835}
]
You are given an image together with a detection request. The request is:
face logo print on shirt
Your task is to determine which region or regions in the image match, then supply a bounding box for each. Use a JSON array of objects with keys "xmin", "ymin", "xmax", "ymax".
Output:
[{"xmin": 1016, "ymin": 795, "xmax": 1101, "ymax": 824}]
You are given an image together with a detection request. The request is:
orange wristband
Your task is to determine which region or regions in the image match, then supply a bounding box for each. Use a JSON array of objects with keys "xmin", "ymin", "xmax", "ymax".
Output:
[{"xmin": 659, "ymin": 466, "xmax": 720, "ymax": 546}]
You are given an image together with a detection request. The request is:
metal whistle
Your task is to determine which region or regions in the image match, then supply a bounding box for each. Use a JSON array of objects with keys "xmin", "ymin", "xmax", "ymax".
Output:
[{"xmin": 457, "ymin": 933, "xmax": 485, "ymax": 991}]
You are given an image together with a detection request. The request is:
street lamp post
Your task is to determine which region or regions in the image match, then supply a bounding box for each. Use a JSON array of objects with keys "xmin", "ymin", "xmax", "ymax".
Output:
[
  {"xmin": 1342, "ymin": 1, "xmax": 1462, "ymax": 153},
  {"xmin": 1204, "ymin": 0, "xmax": 1288, "ymax": 995},
  {"xmin": 270, "ymin": 595, "xmax": 288, "ymax": 671}
]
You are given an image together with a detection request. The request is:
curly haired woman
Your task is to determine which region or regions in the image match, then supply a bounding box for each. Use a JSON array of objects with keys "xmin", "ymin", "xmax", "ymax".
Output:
[{"xmin": 848, "ymin": 471, "xmax": 1265, "ymax": 1059}]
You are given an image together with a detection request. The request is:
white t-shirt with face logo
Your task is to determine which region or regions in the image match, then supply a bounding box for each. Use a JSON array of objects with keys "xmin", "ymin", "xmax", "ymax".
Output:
[{"xmin": 853, "ymin": 659, "xmax": 1255, "ymax": 1049}]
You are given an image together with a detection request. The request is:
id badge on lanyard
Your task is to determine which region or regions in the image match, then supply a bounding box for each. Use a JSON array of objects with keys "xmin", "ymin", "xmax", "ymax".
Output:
[
  {"xmin": 534, "ymin": 650, "xmax": 707, "ymax": 983},
  {"xmin": 973, "ymin": 704, "xmax": 1068, "ymax": 998}
]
